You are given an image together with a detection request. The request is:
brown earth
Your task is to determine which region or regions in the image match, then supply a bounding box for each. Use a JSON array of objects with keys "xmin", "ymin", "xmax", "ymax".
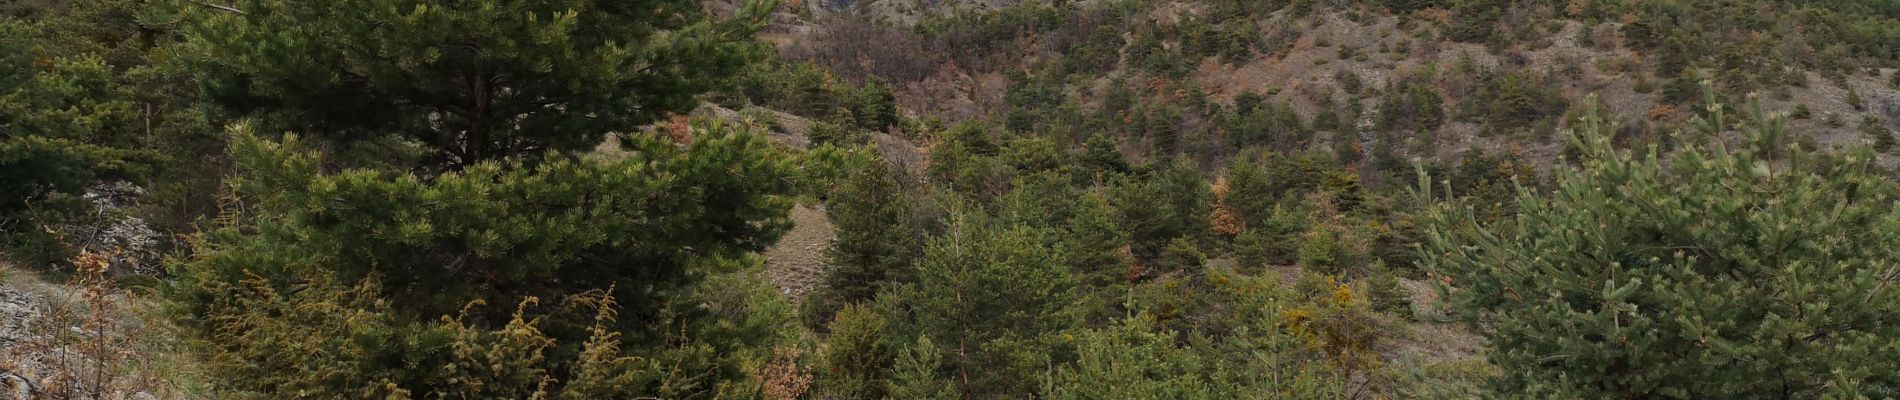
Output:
[{"xmin": 762, "ymin": 204, "xmax": 836, "ymax": 302}]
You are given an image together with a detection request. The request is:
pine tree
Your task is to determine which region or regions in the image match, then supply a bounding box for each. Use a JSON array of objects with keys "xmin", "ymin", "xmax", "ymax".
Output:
[
  {"xmin": 1422, "ymin": 95, "xmax": 1900, "ymax": 397},
  {"xmin": 1064, "ymin": 191, "xmax": 1131, "ymax": 286},
  {"xmin": 1048, "ymin": 318, "xmax": 1219, "ymax": 399},
  {"xmin": 1081, "ymin": 132, "xmax": 1129, "ymax": 176},
  {"xmin": 1363, "ymin": 262, "xmax": 1412, "ymax": 317},
  {"xmin": 807, "ymin": 161, "xmax": 922, "ymax": 325},
  {"xmin": 886, "ymin": 336, "xmax": 956, "ymax": 400},
  {"xmin": 882, "ymin": 215, "xmax": 1085, "ymax": 397},
  {"xmin": 1112, "ymin": 158, "xmax": 1212, "ymax": 262},
  {"xmin": 173, "ymin": 119, "xmax": 802, "ymax": 396},
  {"xmin": 0, "ymin": 20, "xmax": 161, "ymax": 267},
  {"xmin": 174, "ymin": 0, "xmax": 773, "ymax": 170},
  {"xmin": 816, "ymin": 304, "xmax": 893, "ymax": 399}
]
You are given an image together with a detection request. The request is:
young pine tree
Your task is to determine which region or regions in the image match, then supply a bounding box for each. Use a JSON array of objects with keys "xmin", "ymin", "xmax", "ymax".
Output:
[
  {"xmin": 882, "ymin": 215, "xmax": 1086, "ymax": 397},
  {"xmin": 174, "ymin": 0, "xmax": 773, "ymax": 170},
  {"xmin": 816, "ymin": 304, "xmax": 893, "ymax": 399},
  {"xmin": 0, "ymin": 22, "xmax": 160, "ymax": 267},
  {"xmin": 1422, "ymin": 95, "xmax": 1900, "ymax": 397},
  {"xmin": 806, "ymin": 161, "xmax": 921, "ymax": 325},
  {"xmin": 172, "ymin": 120, "xmax": 801, "ymax": 397},
  {"xmin": 885, "ymin": 336, "xmax": 956, "ymax": 400}
]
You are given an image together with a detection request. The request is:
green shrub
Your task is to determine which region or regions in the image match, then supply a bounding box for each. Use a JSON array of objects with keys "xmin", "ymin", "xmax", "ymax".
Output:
[
  {"xmin": 1364, "ymin": 263, "xmax": 1412, "ymax": 318},
  {"xmin": 1155, "ymin": 237, "xmax": 1207, "ymax": 272},
  {"xmin": 176, "ymin": 0, "xmax": 768, "ymax": 170},
  {"xmin": 1378, "ymin": 69, "xmax": 1445, "ymax": 132},
  {"xmin": 1847, "ymin": 85, "xmax": 1865, "ymax": 110},
  {"xmin": 885, "ymin": 336, "xmax": 955, "ymax": 400},
  {"xmin": 817, "ymin": 304, "xmax": 893, "ymax": 399},
  {"xmin": 173, "ymin": 120, "xmax": 800, "ymax": 397},
  {"xmin": 1862, "ymin": 116, "xmax": 1895, "ymax": 152},
  {"xmin": 806, "ymin": 162, "xmax": 922, "ymax": 327},
  {"xmin": 1423, "ymin": 97, "xmax": 1900, "ymax": 397},
  {"xmin": 880, "ymin": 217, "xmax": 1086, "ymax": 397}
]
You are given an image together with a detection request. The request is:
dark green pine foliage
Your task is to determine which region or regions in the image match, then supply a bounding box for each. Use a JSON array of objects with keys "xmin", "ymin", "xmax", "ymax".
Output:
[
  {"xmin": 885, "ymin": 335, "xmax": 957, "ymax": 400},
  {"xmin": 174, "ymin": 0, "xmax": 773, "ymax": 169},
  {"xmin": 172, "ymin": 120, "xmax": 800, "ymax": 396},
  {"xmin": 1112, "ymin": 158, "xmax": 1213, "ymax": 266},
  {"xmin": 1378, "ymin": 68, "xmax": 1445, "ymax": 132},
  {"xmin": 0, "ymin": 20, "xmax": 160, "ymax": 267},
  {"xmin": 817, "ymin": 304, "xmax": 894, "ymax": 400},
  {"xmin": 1063, "ymin": 190, "xmax": 1132, "ymax": 287},
  {"xmin": 1222, "ymin": 92, "xmax": 1310, "ymax": 149},
  {"xmin": 807, "ymin": 161, "xmax": 922, "ymax": 325},
  {"xmin": 1422, "ymin": 96, "xmax": 1900, "ymax": 398},
  {"xmin": 881, "ymin": 214, "xmax": 1087, "ymax": 398},
  {"xmin": 1081, "ymin": 132, "xmax": 1129, "ymax": 176},
  {"xmin": 926, "ymin": 123, "xmax": 1006, "ymax": 198}
]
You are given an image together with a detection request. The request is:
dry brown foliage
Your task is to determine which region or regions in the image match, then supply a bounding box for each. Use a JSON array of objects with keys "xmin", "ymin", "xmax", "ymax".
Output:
[{"xmin": 759, "ymin": 346, "xmax": 812, "ymax": 400}]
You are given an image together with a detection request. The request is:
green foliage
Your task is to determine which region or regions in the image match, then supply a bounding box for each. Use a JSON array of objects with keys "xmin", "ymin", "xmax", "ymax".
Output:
[
  {"xmin": 1423, "ymin": 97, "xmax": 1900, "ymax": 397},
  {"xmin": 816, "ymin": 304, "xmax": 892, "ymax": 400},
  {"xmin": 1112, "ymin": 159, "xmax": 1213, "ymax": 262},
  {"xmin": 0, "ymin": 20, "xmax": 163, "ymax": 268},
  {"xmin": 198, "ymin": 267, "xmax": 774, "ymax": 399},
  {"xmin": 885, "ymin": 336, "xmax": 956, "ymax": 400},
  {"xmin": 1364, "ymin": 263, "xmax": 1412, "ymax": 317},
  {"xmin": 1443, "ymin": 0, "xmax": 1503, "ymax": 43},
  {"xmin": 1378, "ymin": 69, "xmax": 1445, "ymax": 132},
  {"xmin": 926, "ymin": 123, "xmax": 1006, "ymax": 198},
  {"xmin": 1223, "ymin": 150, "xmax": 1330, "ymax": 222},
  {"xmin": 880, "ymin": 215, "xmax": 1087, "ymax": 397},
  {"xmin": 1080, "ymin": 132, "xmax": 1129, "ymax": 176},
  {"xmin": 1847, "ymin": 85, "xmax": 1865, "ymax": 110},
  {"xmin": 730, "ymin": 61, "xmax": 837, "ymax": 117},
  {"xmin": 1443, "ymin": 149, "xmax": 1536, "ymax": 221},
  {"xmin": 1862, "ymin": 116, "xmax": 1895, "ymax": 152},
  {"xmin": 1296, "ymin": 220, "xmax": 1370, "ymax": 276},
  {"xmin": 1232, "ymin": 228, "xmax": 1277, "ymax": 268},
  {"xmin": 172, "ymin": 120, "xmax": 800, "ymax": 396},
  {"xmin": 1143, "ymin": 104, "xmax": 1185, "ymax": 155},
  {"xmin": 174, "ymin": 0, "xmax": 773, "ymax": 169},
  {"xmin": 807, "ymin": 110, "xmax": 870, "ymax": 147},
  {"xmin": 1467, "ymin": 69, "xmax": 1566, "ymax": 135},
  {"xmin": 1047, "ymin": 318, "xmax": 1223, "ymax": 399},
  {"xmin": 1052, "ymin": 267, "xmax": 1347, "ymax": 400},
  {"xmin": 1155, "ymin": 236, "xmax": 1207, "ymax": 272},
  {"xmin": 841, "ymin": 77, "xmax": 900, "ymax": 132},
  {"xmin": 1661, "ymin": 70, "xmax": 1705, "ymax": 105},
  {"xmin": 914, "ymin": 3, "xmax": 1069, "ymax": 70},
  {"xmin": 806, "ymin": 161, "xmax": 922, "ymax": 326},
  {"xmin": 1222, "ymin": 92, "xmax": 1311, "ymax": 149}
]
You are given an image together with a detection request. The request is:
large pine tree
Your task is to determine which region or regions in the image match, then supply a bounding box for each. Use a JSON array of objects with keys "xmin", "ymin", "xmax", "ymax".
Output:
[{"xmin": 174, "ymin": 0, "xmax": 772, "ymax": 169}]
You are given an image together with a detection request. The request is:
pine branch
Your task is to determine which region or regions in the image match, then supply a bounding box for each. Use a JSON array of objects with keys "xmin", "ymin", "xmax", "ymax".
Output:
[{"xmin": 188, "ymin": 0, "xmax": 246, "ymax": 14}]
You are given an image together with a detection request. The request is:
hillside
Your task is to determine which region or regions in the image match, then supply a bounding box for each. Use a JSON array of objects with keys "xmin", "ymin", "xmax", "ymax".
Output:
[
  {"xmin": 756, "ymin": 0, "xmax": 1900, "ymax": 172},
  {"xmin": 4, "ymin": 0, "xmax": 1900, "ymax": 398}
]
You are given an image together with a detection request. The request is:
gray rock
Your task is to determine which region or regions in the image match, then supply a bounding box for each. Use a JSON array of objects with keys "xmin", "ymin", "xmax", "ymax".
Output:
[{"xmin": 60, "ymin": 182, "xmax": 164, "ymax": 277}]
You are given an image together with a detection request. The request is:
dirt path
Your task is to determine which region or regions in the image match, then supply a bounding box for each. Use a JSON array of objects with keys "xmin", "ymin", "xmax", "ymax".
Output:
[{"xmin": 762, "ymin": 204, "xmax": 835, "ymax": 302}]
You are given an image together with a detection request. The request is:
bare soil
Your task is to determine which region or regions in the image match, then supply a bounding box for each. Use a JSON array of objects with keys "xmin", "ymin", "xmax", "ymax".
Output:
[{"xmin": 762, "ymin": 204, "xmax": 836, "ymax": 302}]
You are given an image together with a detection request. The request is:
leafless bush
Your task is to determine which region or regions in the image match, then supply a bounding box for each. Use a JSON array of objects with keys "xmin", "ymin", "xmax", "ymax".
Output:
[
  {"xmin": 785, "ymin": 15, "xmax": 941, "ymax": 85},
  {"xmin": 2, "ymin": 253, "xmax": 179, "ymax": 400}
]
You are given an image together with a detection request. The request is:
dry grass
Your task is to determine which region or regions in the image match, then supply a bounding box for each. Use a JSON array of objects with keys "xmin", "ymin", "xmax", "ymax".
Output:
[
  {"xmin": 1, "ymin": 256, "xmax": 213, "ymax": 400},
  {"xmin": 761, "ymin": 204, "xmax": 837, "ymax": 302}
]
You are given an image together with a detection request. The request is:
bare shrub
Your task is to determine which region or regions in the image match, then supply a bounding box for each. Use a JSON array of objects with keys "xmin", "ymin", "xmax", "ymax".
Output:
[
  {"xmin": 785, "ymin": 16, "xmax": 941, "ymax": 85},
  {"xmin": 2, "ymin": 252, "xmax": 184, "ymax": 399}
]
